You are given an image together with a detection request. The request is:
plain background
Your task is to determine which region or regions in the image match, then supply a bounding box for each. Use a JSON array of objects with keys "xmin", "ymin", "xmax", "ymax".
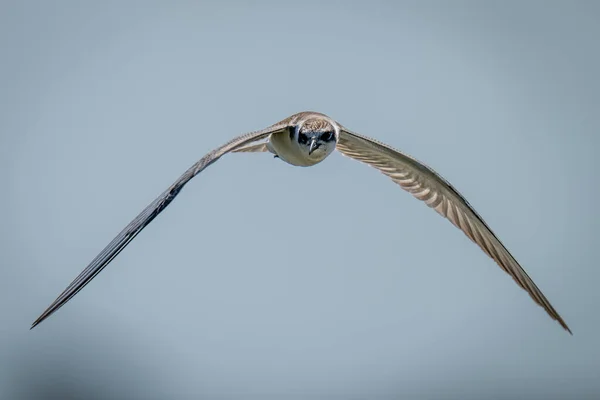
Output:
[{"xmin": 1, "ymin": 1, "xmax": 599, "ymax": 399}]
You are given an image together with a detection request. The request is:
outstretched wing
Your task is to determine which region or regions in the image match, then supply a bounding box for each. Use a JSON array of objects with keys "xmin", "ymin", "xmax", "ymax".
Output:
[
  {"xmin": 336, "ymin": 128, "xmax": 571, "ymax": 334},
  {"xmin": 31, "ymin": 118, "xmax": 292, "ymax": 329}
]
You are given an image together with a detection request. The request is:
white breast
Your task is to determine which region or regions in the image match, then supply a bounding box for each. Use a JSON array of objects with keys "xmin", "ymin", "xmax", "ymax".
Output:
[{"xmin": 268, "ymin": 132, "xmax": 328, "ymax": 167}]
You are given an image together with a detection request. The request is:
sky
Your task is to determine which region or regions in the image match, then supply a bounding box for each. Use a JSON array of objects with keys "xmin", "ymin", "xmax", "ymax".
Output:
[{"xmin": 1, "ymin": 1, "xmax": 599, "ymax": 399}]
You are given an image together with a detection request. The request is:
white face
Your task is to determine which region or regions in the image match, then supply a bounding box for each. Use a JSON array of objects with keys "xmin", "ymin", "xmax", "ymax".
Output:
[{"xmin": 294, "ymin": 120, "xmax": 338, "ymax": 163}]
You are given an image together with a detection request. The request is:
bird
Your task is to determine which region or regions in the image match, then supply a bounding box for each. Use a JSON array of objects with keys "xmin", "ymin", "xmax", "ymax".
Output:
[{"xmin": 31, "ymin": 111, "xmax": 571, "ymax": 333}]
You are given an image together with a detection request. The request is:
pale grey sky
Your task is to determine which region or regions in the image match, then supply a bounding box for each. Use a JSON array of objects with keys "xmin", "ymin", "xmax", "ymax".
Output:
[{"xmin": 1, "ymin": 1, "xmax": 599, "ymax": 399}]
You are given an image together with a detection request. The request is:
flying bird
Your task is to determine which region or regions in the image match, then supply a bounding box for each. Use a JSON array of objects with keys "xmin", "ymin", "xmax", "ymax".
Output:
[{"xmin": 31, "ymin": 111, "xmax": 571, "ymax": 333}]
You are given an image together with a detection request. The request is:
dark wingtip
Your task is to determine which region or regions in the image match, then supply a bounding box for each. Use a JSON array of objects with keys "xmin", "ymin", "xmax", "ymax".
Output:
[
  {"xmin": 30, "ymin": 307, "xmax": 54, "ymax": 330},
  {"xmin": 30, "ymin": 315, "xmax": 45, "ymax": 330},
  {"xmin": 565, "ymin": 324, "xmax": 573, "ymax": 336},
  {"xmin": 557, "ymin": 316, "xmax": 572, "ymax": 335}
]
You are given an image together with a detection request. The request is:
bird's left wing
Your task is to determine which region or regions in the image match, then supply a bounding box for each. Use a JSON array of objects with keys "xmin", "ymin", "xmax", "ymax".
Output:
[
  {"xmin": 31, "ymin": 117, "xmax": 293, "ymax": 329},
  {"xmin": 336, "ymin": 128, "xmax": 571, "ymax": 333}
]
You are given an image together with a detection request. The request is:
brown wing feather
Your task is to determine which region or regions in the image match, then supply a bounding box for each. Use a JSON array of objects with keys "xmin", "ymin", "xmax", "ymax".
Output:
[{"xmin": 336, "ymin": 128, "xmax": 571, "ymax": 334}]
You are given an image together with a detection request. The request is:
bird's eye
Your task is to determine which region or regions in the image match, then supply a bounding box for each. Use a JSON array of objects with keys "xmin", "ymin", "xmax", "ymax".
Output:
[
  {"xmin": 298, "ymin": 132, "xmax": 309, "ymax": 144},
  {"xmin": 320, "ymin": 132, "xmax": 333, "ymax": 141}
]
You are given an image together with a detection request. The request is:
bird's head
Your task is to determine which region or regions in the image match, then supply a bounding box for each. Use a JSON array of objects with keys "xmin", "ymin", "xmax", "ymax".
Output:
[{"xmin": 293, "ymin": 117, "xmax": 339, "ymax": 161}]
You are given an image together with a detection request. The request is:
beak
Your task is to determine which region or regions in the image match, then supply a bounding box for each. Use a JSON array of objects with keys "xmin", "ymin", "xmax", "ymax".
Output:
[{"xmin": 308, "ymin": 137, "xmax": 319, "ymax": 155}]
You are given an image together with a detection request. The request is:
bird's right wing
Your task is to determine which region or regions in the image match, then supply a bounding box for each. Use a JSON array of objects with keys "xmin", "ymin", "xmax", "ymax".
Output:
[
  {"xmin": 231, "ymin": 142, "xmax": 270, "ymax": 153},
  {"xmin": 31, "ymin": 116, "xmax": 294, "ymax": 329}
]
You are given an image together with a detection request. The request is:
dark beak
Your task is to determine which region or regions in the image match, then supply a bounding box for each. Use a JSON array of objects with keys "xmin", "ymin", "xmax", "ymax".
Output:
[{"xmin": 308, "ymin": 137, "xmax": 319, "ymax": 155}]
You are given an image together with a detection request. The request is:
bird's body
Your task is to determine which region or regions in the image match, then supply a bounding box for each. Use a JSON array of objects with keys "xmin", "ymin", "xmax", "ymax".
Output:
[
  {"xmin": 246, "ymin": 112, "xmax": 338, "ymax": 166},
  {"xmin": 31, "ymin": 111, "xmax": 571, "ymax": 334}
]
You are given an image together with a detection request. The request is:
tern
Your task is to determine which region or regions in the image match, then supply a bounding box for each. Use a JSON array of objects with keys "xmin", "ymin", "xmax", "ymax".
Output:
[{"xmin": 31, "ymin": 111, "xmax": 571, "ymax": 333}]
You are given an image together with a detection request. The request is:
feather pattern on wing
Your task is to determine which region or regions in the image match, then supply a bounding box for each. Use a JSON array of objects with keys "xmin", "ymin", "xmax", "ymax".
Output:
[
  {"xmin": 232, "ymin": 142, "xmax": 269, "ymax": 153},
  {"xmin": 336, "ymin": 128, "xmax": 571, "ymax": 333},
  {"xmin": 31, "ymin": 117, "xmax": 294, "ymax": 329}
]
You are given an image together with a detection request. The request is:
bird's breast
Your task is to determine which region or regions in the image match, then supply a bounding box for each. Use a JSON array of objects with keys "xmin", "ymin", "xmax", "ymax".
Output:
[{"xmin": 268, "ymin": 132, "xmax": 328, "ymax": 167}]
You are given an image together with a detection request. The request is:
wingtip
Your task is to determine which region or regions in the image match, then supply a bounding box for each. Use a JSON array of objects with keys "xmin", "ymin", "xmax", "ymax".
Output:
[
  {"xmin": 30, "ymin": 310, "xmax": 50, "ymax": 330},
  {"xmin": 557, "ymin": 317, "xmax": 572, "ymax": 335},
  {"xmin": 30, "ymin": 317, "xmax": 42, "ymax": 330},
  {"xmin": 565, "ymin": 325, "xmax": 573, "ymax": 336}
]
